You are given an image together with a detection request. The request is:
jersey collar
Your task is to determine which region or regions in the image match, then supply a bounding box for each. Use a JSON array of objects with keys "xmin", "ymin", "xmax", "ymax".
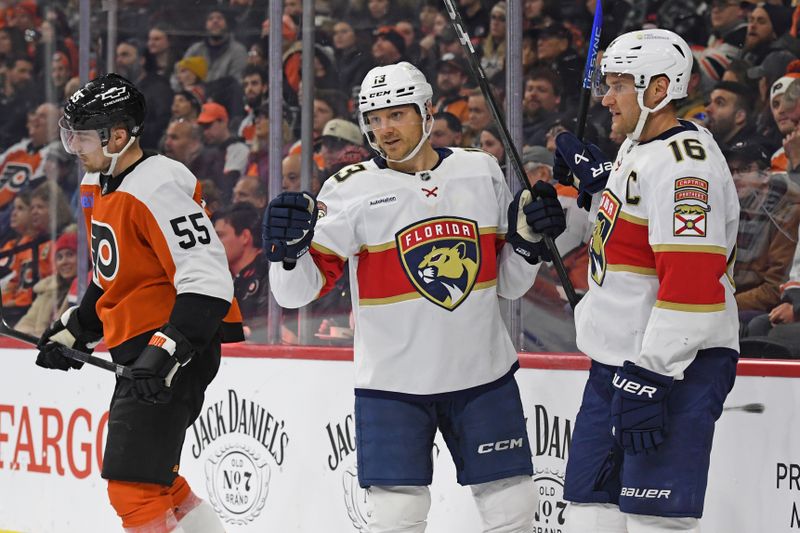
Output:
[
  {"xmin": 99, "ymin": 151, "xmax": 154, "ymax": 195},
  {"xmin": 372, "ymin": 147, "xmax": 453, "ymax": 173},
  {"xmin": 637, "ymin": 119, "xmax": 698, "ymax": 146}
]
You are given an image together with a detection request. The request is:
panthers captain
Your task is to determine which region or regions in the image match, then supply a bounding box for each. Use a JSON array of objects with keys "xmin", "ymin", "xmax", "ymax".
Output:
[
  {"xmin": 264, "ymin": 62, "xmax": 566, "ymax": 532},
  {"xmin": 553, "ymin": 30, "xmax": 740, "ymax": 532}
]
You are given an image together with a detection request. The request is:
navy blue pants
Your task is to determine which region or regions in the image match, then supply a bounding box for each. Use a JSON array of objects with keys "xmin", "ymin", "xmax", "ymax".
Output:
[
  {"xmin": 355, "ymin": 377, "xmax": 533, "ymax": 488},
  {"xmin": 563, "ymin": 348, "xmax": 737, "ymax": 518}
]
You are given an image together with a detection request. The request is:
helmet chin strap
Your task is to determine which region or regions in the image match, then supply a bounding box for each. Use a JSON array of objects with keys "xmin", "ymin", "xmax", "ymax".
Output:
[
  {"xmin": 382, "ymin": 113, "xmax": 435, "ymax": 164},
  {"xmin": 629, "ymin": 89, "xmax": 673, "ymax": 142},
  {"xmin": 101, "ymin": 135, "xmax": 136, "ymax": 175}
]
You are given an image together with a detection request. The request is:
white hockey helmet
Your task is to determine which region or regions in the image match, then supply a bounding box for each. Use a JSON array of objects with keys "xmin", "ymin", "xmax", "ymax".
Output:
[
  {"xmin": 358, "ymin": 62, "xmax": 434, "ymax": 162},
  {"xmin": 595, "ymin": 29, "xmax": 692, "ymax": 141}
]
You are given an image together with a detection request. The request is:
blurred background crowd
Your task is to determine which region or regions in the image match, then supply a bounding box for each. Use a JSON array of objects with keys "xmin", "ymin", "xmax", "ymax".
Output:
[{"xmin": 2, "ymin": 0, "xmax": 800, "ymax": 356}]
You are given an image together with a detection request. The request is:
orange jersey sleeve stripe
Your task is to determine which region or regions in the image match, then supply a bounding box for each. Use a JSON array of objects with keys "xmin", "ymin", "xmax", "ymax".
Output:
[
  {"xmin": 356, "ymin": 233, "xmax": 499, "ymax": 300},
  {"xmin": 655, "ymin": 250, "xmax": 727, "ymax": 306},
  {"xmin": 309, "ymin": 247, "xmax": 346, "ymax": 298},
  {"xmin": 606, "ymin": 217, "xmax": 655, "ymax": 270}
]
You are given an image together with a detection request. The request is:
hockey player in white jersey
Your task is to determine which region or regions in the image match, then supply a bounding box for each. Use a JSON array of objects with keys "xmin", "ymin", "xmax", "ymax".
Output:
[
  {"xmin": 553, "ymin": 30, "xmax": 740, "ymax": 533},
  {"xmin": 264, "ymin": 62, "xmax": 567, "ymax": 532}
]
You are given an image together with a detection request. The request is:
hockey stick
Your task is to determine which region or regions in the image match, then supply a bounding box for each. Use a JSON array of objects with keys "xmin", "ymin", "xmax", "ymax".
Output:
[
  {"xmin": 442, "ymin": 0, "xmax": 580, "ymax": 309},
  {"xmin": 559, "ymin": 0, "xmax": 603, "ymax": 189},
  {"xmin": 0, "ymin": 292, "xmax": 133, "ymax": 379}
]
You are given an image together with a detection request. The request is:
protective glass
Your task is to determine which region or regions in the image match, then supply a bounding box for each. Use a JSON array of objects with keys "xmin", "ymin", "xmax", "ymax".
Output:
[
  {"xmin": 591, "ymin": 70, "xmax": 637, "ymax": 98},
  {"xmin": 59, "ymin": 117, "xmax": 102, "ymax": 155}
]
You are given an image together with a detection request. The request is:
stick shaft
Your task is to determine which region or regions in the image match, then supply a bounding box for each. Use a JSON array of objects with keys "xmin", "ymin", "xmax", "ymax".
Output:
[
  {"xmin": 567, "ymin": 0, "xmax": 604, "ymax": 188},
  {"xmin": 0, "ymin": 303, "xmax": 132, "ymax": 378},
  {"xmin": 442, "ymin": 0, "xmax": 580, "ymax": 309}
]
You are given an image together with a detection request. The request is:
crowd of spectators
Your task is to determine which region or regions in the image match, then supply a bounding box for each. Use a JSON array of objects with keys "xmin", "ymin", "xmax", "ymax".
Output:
[{"xmin": 3, "ymin": 0, "xmax": 800, "ymax": 355}]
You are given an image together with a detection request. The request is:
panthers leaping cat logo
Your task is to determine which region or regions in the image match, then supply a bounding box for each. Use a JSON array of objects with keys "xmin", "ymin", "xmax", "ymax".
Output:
[
  {"xmin": 418, "ymin": 243, "xmax": 479, "ymax": 307},
  {"xmin": 396, "ymin": 217, "xmax": 482, "ymax": 311}
]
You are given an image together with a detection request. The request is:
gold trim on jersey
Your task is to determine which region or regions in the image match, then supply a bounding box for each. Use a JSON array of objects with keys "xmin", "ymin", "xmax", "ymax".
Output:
[
  {"xmin": 474, "ymin": 279, "xmax": 497, "ymax": 290},
  {"xmin": 360, "ymin": 241, "xmax": 396, "ymax": 253},
  {"xmin": 654, "ymin": 300, "xmax": 726, "ymax": 312},
  {"xmin": 359, "ymin": 279, "xmax": 497, "ymax": 306},
  {"xmin": 311, "ymin": 241, "xmax": 347, "ymax": 260},
  {"xmin": 358, "ymin": 226, "xmax": 498, "ymax": 254},
  {"xmin": 607, "ymin": 264, "xmax": 657, "ymax": 276},
  {"xmin": 650, "ymin": 244, "xmax": 727, "ymax": 255},
  {"xmin": 360, "ymin": 292, "xmax": 421, "ymax": 305},
  {"xmin": 618, "ymin": 211, "xmax": 648, "ymax": 226}
]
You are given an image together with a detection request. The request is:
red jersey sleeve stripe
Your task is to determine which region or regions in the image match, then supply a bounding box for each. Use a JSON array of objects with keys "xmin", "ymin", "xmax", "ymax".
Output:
[
  {"xmin": 606, "ymin": 217, "xmax": 656, "ymax": 270},
  {"xmin": 309, "ymin": 247, "xmax": 346, "ymax": 298},
  {"xmin": 654, "ymin": 249, "xmax": 727, "ymax": 308}
]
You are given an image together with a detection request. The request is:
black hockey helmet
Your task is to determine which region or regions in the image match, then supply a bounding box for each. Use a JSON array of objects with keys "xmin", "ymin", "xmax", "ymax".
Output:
[{"xmin": 62, "ymin": 73, "xmax": 146, "ymax": 144}]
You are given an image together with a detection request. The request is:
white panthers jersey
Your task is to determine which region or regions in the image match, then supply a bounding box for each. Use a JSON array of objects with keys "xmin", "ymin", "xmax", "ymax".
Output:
[
  {"xmin": 270, "ymin": 148, "xmax": 539, "ymax": 397},
  {"xmin": 575, "ymin": 121, "xmax": 740, "ymax": 378}
]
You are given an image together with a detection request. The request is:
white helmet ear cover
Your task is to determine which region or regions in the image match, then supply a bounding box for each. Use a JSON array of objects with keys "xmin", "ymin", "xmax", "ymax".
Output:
[{"xmin": 600, "ymin": 29, "xmax": 692, "ymax": 140}]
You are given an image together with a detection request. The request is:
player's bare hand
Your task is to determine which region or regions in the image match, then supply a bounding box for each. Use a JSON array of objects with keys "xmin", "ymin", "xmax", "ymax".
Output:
[
  {"xmin": 769, "ymin": 302, "xmax": 794, "ymax": 325},
  {"xmin": 783, "ymin": 130, "xmax": 800, "ymax": 169}
]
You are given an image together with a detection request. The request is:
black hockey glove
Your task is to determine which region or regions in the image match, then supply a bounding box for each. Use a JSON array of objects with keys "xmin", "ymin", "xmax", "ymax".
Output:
[
  {"xmin": 506, "ymin": 181, "xmax": 566, "ymax": 265},
  {"xmin": 130, "ymin": 324, "xmax": 195, "ymax": 404},
  {"xmin": 36, "ymin": 306, "xmax": 102, "ymax": 371},
  {"xmin": 554, "ymin": 131, "xmax": 612, "ymax": 211},
  {"xmin": 611, "ymin": 361, "xmax": 674, "ymax": 455},
  {"xmin": 262, "ymin": 191, "xmax": 319, "ymax": 270}
]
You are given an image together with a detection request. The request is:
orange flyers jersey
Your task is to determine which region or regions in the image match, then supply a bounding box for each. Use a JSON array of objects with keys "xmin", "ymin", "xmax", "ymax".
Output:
[
  {"xmin": 270, "ymin": 148, "xmax": 540, "ymax": 397},
  {"xmin": 771, "ymin": 147, "xmax": 788, "ymax": 172},
  {"xmin": 79, "ymin": 154, "xmax": 234, "ymax": 348},
  {"xmin": 1, "ymin": 236, "xmax": 53, "ymax": 308},
  {"xmin": 0, "ymin": 139, "xmax": 47, "ymax": 209},
  {"xmin": 576, "ymin": 121, "xmax": 740, "ymax": 378}
]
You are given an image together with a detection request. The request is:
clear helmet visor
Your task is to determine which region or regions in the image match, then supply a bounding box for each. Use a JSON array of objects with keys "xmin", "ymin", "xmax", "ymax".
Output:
[
  {"xmin": 59, "ymin": 117, "xmax": 102, "ymax": 155},
  {"xmin": 591, "ymin": 69, "xmax": 638, "ymax": 99}
]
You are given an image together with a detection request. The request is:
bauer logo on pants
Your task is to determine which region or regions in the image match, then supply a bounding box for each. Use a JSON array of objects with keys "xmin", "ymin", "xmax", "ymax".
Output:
[{"xmin": 395, "ymin": 216, "xmax": 481, "ymax": 311}]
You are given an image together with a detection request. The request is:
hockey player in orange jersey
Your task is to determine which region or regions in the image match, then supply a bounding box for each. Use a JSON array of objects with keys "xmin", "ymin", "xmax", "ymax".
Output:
[{"xmin": 35, "ymin": 73, "xmax": 243, "ymax": 532}]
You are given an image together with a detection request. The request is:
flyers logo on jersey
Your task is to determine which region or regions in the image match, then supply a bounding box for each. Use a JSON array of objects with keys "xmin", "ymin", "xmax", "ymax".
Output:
[
  {"xmin": 0, "ymin": 162, "xmax": 32, "ymax": 191},
  {"xmin": 91, "ymin": 221, "xmax": 119, "ymax": 282},
  {"xmin": 395, "ymin": 217, "xmax": 481, "ymax": 311},
  {"xmin": 589, "ymin": 190, "xmax": 621, "ymax": 286}
]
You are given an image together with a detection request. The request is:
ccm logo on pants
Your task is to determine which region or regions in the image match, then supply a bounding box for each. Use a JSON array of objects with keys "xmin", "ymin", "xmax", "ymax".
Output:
[
  {"xmin": 477, "ymin": 438, "xmax": 525, "ymax": 454},
  {"xmin": 620, "ymin": 487, "xmax": 672, "ymax": 499}
]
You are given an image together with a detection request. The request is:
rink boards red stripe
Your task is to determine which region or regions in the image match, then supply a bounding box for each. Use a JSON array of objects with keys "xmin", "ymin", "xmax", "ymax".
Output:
[{"xmin": 0, "ymin": 338, "xmax": 794, "ymax": 377}]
